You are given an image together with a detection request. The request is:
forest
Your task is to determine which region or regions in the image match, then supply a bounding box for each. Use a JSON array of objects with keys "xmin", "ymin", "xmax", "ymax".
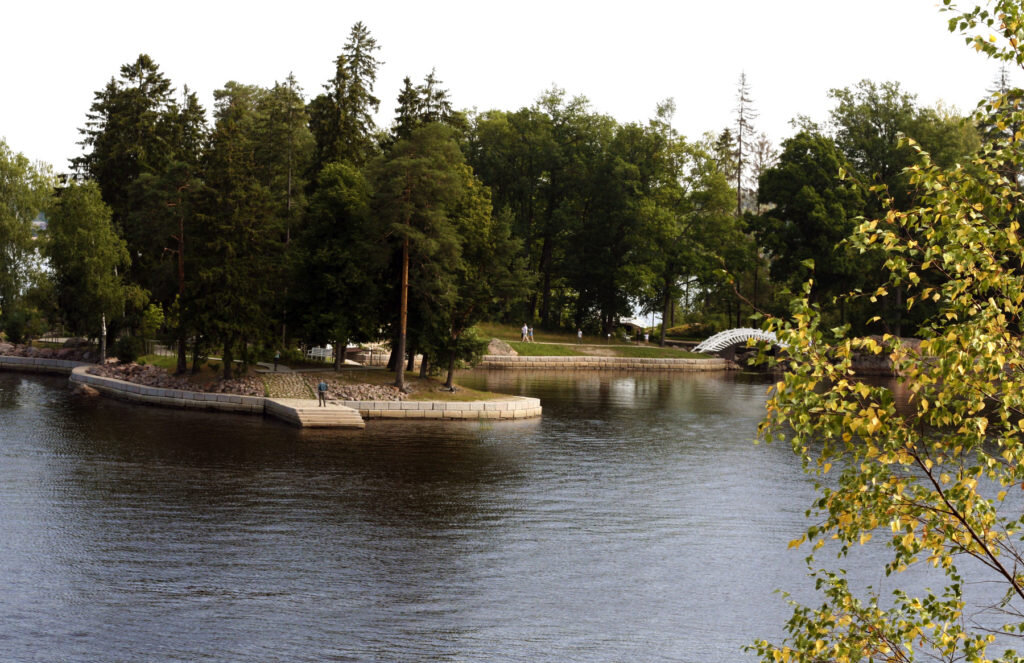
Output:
[{"xmin": 0, "ymin": 21, "xmax": 994, "ymax": 385}]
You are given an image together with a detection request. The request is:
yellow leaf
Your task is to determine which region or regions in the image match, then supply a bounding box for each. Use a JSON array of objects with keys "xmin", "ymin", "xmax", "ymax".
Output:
[
  {"xmin": 788, "ymin": 537, "xmax": 804, "ymax": 549},
  {"xmin": 860, "ymin": 532, "xmax": 873, "ymax": 545}
]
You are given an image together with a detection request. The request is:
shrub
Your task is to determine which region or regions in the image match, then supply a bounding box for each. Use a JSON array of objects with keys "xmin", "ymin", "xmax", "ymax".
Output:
[{"xmin": 113, "ymin": 336, "xmax": 144, "ymax": 363}]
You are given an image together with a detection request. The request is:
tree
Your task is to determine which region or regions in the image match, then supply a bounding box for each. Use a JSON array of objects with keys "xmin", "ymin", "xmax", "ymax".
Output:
[
  {"xmin": 73, "ymin": 54, "xmax": 176, "ymax": 240},
  {"xmin": 192, "ymin": 82, "xmax": 283, "ymax": 379},
  {"xmin": 753, "ymin": 3, "xmax": 1024, "ymax": 660},
  {"xmin": 291, "ymin": 161, "xmax": 384, "ymax": 367},
  {"xmin": 752, "ymin": 130, "xmax": 866, "ymax": 308},
  {"xmin": 389, "ymin": 69, "xmax": 459, "ymax": 143},
  {"xmin": 308, "ymin": 22, "xmax": 382, "ymax": 170},
  {"xmin": 122, "ymin": 87, "xmax": 208, "ymax": 372},
  {"xmin": 369, "ymin": 123, "xmax": 469, "ymax": 390},
  {"xmin": 47, "ymin": 181, "xmax": 138, "ymax": 362},
  {"xmin": 430, "ymin": 167, "xmax": 528, "ymax": 388},
  {"xmin": 734, "ymin": 71, "xmax": 758, "ymax": 216},
  {"xmin": 828, "ymin": 80, "xmax": 978, "ymax": 213},
  {"xmin": 0, "ymin": 139, "xmax": 53, "ymax": 340}
]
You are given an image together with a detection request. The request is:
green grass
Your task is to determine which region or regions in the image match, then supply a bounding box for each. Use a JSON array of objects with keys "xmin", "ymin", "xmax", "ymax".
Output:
[
  {"xmin": 612, "ymin": 346, "xmax": 706, "ymax": 359},
  {"xmin": 507, "ymin": 341, "xmax": 585, "ymax": 356},
  {"xmin": 478, "ymin": 322, "xmax": 602, "ymax": 345},
  {"xmin": 507, "ymin": 341, "xmax": 705, "ymax": 359},
  {"xmin": 137, "ymin": 353, "xmax": 178, "ymax": 371}
]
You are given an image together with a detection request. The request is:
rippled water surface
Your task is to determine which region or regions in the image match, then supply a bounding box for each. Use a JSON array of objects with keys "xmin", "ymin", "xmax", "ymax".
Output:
[{"xmin": 1, "ymin": 369, "xmax": 821, "ymax": 662}]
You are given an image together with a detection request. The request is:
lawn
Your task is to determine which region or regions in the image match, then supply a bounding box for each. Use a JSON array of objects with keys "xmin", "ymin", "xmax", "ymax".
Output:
[
  {"xmin": 506, "ymin": 341, "xmax": 705, "ymax": 359},
  {"xmin": 506, "ymin": 342, "xmax": 585, "ymax": 356}
]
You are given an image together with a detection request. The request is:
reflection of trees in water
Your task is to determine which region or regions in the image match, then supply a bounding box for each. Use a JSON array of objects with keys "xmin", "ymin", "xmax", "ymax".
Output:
[{"xmin": 460, "ymin": 369, "xmax": 774, "ymax": 416}]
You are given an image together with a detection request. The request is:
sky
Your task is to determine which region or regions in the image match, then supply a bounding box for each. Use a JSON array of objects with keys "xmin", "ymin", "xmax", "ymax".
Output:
[{"xmin": 2, "ymin": 0, "xmax": 1006, "ymax": 172}]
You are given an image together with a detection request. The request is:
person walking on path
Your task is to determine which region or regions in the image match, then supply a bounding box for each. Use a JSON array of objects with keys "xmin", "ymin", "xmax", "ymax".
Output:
[
  {"xmin": 273, "ymin": 351, "xmax": 280, "ymax": 372},
  {"xmin": 577, "ymin": 329, "xmax": 582, "ymax": 344},
  {"xmin": 521, "ymin": 324, "xmax": 529, "ymax": 342},
  {"xmin": 529, "ymin": 327, "xmax": 534, "ymax": 343},
  {"xmin": 317, "ymin": 379, "xmax": 328, "ymax": 406}
]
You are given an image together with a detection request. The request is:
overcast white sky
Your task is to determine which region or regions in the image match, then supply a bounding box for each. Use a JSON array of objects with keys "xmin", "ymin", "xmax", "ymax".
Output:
[{"xmin": 2, "ymin": 0, "xmax": 1006, "ymax": 172}]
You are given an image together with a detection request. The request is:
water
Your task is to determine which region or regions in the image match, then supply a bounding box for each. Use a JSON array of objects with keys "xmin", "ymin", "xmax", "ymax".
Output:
[{"xmin": 0, "ymin": 369, "xmax": 840, "ymax": 661}]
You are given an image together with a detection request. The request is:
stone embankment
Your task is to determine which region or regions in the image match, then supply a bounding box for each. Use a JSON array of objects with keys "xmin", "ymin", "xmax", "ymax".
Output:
[
  {"xmin": 0, "ymin": 354, "xmax": 542, "ymax": 427},
  {"xmin": 478, "ymin": 355, "xmax": 737, "ymax": 371},
  {"xmin": 70, "ymin": 366, "xmax": 266, "ymax": 414}
]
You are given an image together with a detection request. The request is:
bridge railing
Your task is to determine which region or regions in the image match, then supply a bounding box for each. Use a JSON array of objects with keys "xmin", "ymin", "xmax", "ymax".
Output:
[{"xmin": 693, "ymin": 328, "xmax": 783, "ymax": 354}]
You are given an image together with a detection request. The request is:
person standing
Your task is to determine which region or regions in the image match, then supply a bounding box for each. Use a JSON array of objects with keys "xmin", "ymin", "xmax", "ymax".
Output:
[
  {"xmin": 273, "ymin": 350, "xmax": 280, "ymax": 372},
  {"xmin": 317, "ymin": 379, "xmax": 328, "ymax": 407},
  {"xmin": 577, "ymin": 329, "xmax": 582, "ymax": 344},
  {"xmin": 521, "ymin": 323, "xmax": 529, "ymax": 342}
]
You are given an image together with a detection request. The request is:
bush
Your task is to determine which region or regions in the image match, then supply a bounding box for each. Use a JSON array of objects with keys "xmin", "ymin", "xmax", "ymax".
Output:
[
  {"xmin": 663, "ymin": 322, "xmax": 714, "ymax": 339},
  {"xmin": 113, "ymin": 336, "xmax": 144, "ymax": 363},
  {"xmin": 2, "ymin": 309, "xmax": 48, "ymax": 344}
]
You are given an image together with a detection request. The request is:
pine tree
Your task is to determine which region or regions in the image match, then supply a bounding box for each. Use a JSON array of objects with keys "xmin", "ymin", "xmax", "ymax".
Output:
[
  {"xmin": 308, "ymin": 22, "xmax": 382, "ymax": 170},
  {"xmin": 734, "ymin": 71, "xmax": 758, "ymax": 216}
]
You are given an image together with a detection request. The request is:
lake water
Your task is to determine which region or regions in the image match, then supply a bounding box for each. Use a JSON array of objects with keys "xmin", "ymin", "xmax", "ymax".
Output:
[{"xmin": 0, "ymin": 369, "xmax": 850, "ymax": 661}]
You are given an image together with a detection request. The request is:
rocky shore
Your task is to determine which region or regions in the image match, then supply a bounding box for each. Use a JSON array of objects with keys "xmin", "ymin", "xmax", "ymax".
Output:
[
  {"xmin": 0, "ymin": 342, "xmax": 97, "ymax": 363},
  {"xmin": 88, "ymin": 362, "xmax": 265, "ymax": 396},
  {"xmin": 300, "ymin": 374, "xmax": 409, "ymax": 402}
]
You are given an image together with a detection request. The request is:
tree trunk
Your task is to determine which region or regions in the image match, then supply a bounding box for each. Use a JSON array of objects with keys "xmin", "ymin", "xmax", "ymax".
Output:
[
  {"xmin": 334, "ymin": 342, "xmax": 342, "ymax": 371},
  {"xmin": 394, "ymin": 236, "xmax": 409, "ymax": 390},
  {"xmin": 191, "ymin": 336, "xmax": 202, "ymax": 374},
  {"xmin": 660, "ymin": 279, "xmax": 671, "ymax": 347},
  {"xmin": 100, "ymin": 313, "xmax": 107, "ymax": 364},
  {"xmin": 176, "ymin": 334, "xmax": 187, "ymax": 375},
  {"xmin": 444, "ymin": 345, "xmax": 457, "ymax": 389},
  {"xmin": 223, "ymin": 339, "xmax": 234, "ymax": 381},
  {"xmin": 175, "ymin": 197, "xmax": 187, "ymax": 374},
  {"xmin": 419, "ymin": 354, "xmax": 430, "ymax": 378},
  {"xmin": 406, "ymin": 345, "xmax": 416, "ymax": 372}
]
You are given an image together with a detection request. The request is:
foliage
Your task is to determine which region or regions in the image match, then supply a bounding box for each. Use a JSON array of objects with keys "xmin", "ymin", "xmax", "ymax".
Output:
[
  {"xmin": 754, "ymin": 4, "xmax": 1024, "ymax": 660},
  {"xmin": 46, "ymin": 180, "xmax": 138, "ymax": 340},
  {"xmin": 191, "ymin": 82, "xmax": 284, "ymax": 379},
  {"xmin": 291, "ymin": 160, "xmax": 384, "ymax": 356},
  {"xmin": 0, "ymin": 139, "xmax": 53, "ymax": 336},
  {"xmin": 308, "ymin": 21, "xmax": 382, "ymax": 170},
  {"xmin": 113, "ymin": 335, "xmax": 144, "ymax": 363},
  {"xmin": 751, "ymin": 130, "xmax": 867, "ymax": 307}
]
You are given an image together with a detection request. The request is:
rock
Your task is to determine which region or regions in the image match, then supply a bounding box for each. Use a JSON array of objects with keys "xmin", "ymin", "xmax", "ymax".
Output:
[
  {"xmin": 487, "ymin": 338, "xmax": 518, "ymax": 356},
  {"xmin": 0, "ymin": 342, "xmax": 13, "ymax": 354},
  {"xmin": 86, "ymin": 362, "xmax": 264, "ymax": 396},
  {"xmin": 64, "ymin": 337, "xmax": 90, "ymax": 348},
  {"xmin": 71, "ymin": 383, "xmax": 99, "ymax": 397}
]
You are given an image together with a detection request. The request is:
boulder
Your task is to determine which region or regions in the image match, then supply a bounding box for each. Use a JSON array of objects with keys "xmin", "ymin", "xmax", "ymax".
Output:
[
  {"xmin": 486, "ymin": 338, "xmax": 518, "ymax": 356},
  {"xmin": 71, "ymin": 383, "xmax": 100, "ymax": 397}
]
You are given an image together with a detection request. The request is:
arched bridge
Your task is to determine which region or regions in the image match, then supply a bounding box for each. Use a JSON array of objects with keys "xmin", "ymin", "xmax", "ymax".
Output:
[{"xmin": 693, "ymin": 328, "xmax": 786, "ymax": 355}]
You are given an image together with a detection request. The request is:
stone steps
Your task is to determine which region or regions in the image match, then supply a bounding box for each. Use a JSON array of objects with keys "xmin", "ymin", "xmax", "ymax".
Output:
[{"xmin": 264, "ymin": 398, "xmax": 365, "ymax": 428}]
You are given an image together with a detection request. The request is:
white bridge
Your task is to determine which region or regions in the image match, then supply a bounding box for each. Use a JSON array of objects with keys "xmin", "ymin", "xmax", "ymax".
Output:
[{"xmin": 692, "ymin": 327, "xmax": 785, "ymax": 355}]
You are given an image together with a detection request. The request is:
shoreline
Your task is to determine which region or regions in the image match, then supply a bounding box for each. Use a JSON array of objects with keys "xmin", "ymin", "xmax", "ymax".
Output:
[
  {"xmin": 0, "ymin": 356, "xmax": 542, "ymax": 428},
  {"xmin": 477, "ymin": 354, "xmax": 738, "ymax": 371},
  {"xmin": 0, "ymin": 352, "xmax": 742, "ymax": 427}
]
